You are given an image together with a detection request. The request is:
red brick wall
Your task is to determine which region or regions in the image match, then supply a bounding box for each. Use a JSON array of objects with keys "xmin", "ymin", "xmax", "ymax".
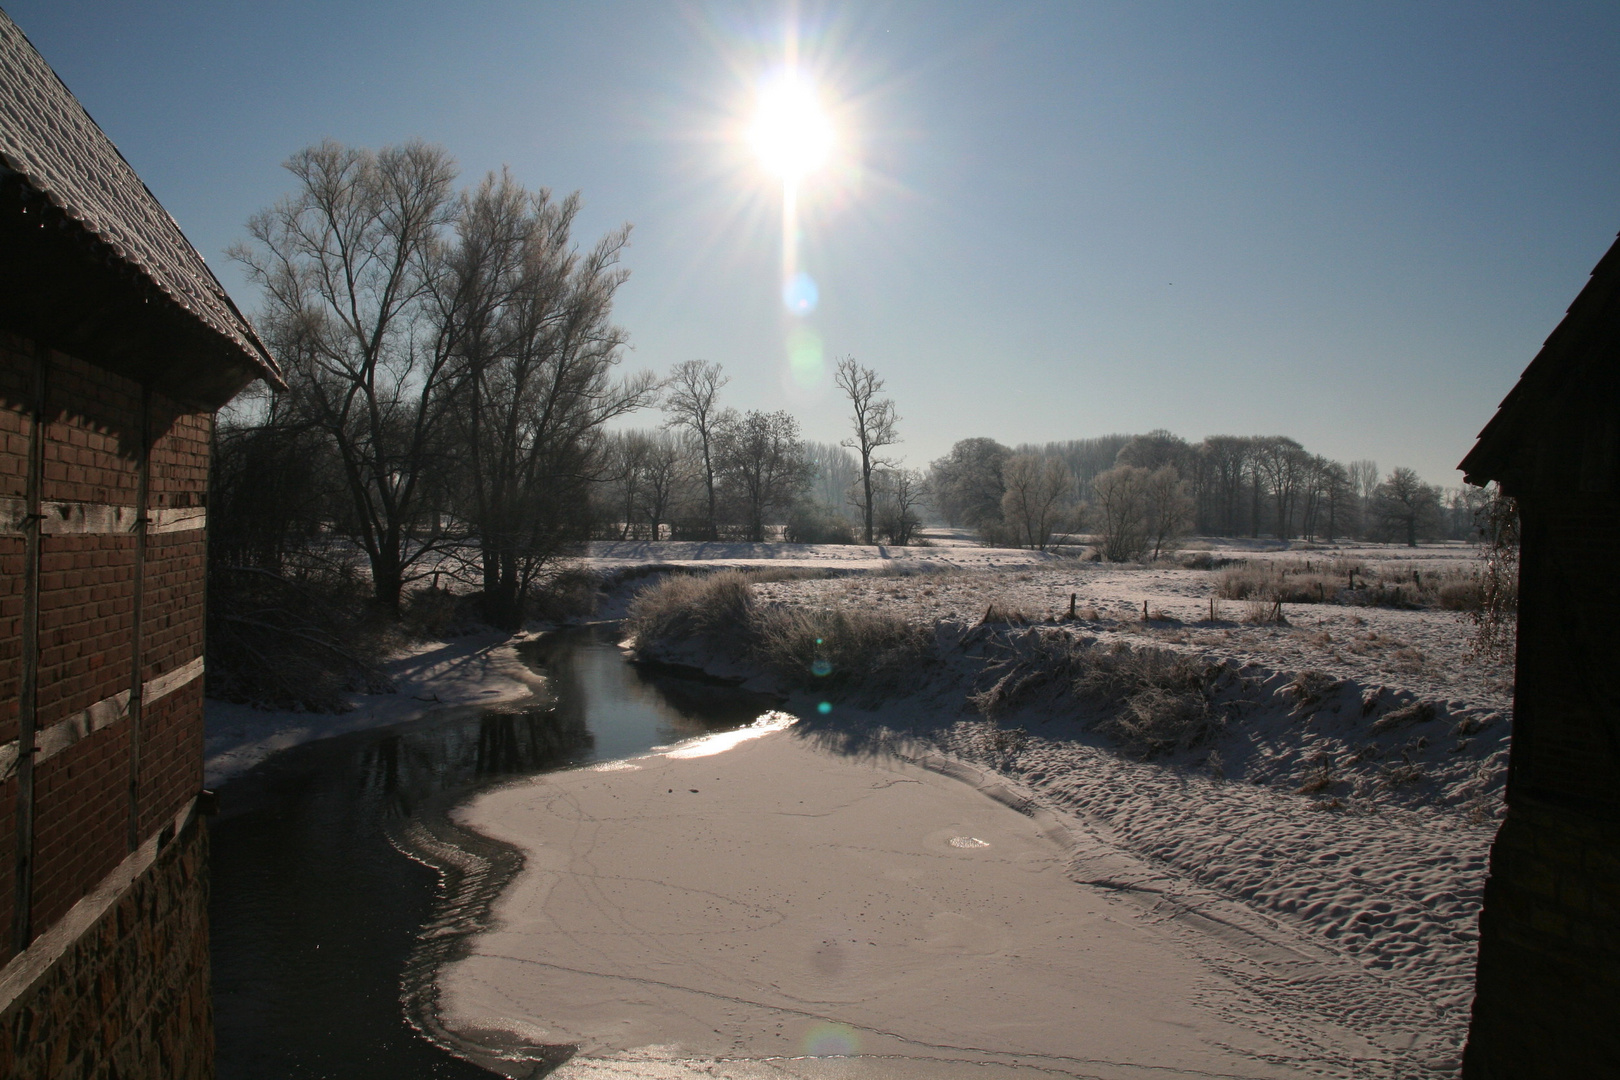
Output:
[
  {"xmin": 30, "ymin": 723, "xmax": 130, "ymax": 933},
  {"xmin": 35, "ymin": 535, "xmax": 136, "ymax": 726},
  {"xmin": 139, "ymin": 533, "xmax": 205, "ymax": 686},
  {"xmin": 136, "ymin": 680, "xmax": 203, "ymax": 845},
  {"xmin": 0, "ymin": 333, "xmax": 212, "ymax": 965}
]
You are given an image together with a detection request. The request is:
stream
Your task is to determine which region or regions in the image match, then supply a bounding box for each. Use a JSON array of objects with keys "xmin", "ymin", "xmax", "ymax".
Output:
[{"xmin": 209, "ymin": 625, "xmax": 781, "ymax": 1079}]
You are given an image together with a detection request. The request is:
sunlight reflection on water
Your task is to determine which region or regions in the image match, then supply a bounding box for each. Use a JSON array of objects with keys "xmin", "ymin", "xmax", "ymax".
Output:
[{"xmin": 662, "ymin": 710, "xmax": 798, "ymax": 759}]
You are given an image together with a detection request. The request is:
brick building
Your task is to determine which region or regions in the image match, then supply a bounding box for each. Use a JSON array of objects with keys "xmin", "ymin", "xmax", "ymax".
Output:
[
  {"xmin": 1459, "ymin": 233, "xmax": 1620, "ymax": 1075},
  {"xmin": 0, "ymin": 12, "xmax": 281, "ymax": 1078}
]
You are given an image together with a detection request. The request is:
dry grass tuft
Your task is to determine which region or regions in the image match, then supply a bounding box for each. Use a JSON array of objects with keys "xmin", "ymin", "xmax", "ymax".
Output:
[
  {"xmin": 1290, "ymin": 670, "xmax": 1340, "ymax": 709},
  {"xmin": 1297, "ymin": 761, "xmax": 1336, "ymax": 794},
  {"xmin": 1243, "ymin": 598, "xmax": 1285, "ymax": 624},
  {"xmin": 1392, "ymin": 646, "xmax": 1427, "ymax": 673},
  {"xmin": 1074, "ymin": 642, "xmax": 1223, "ymax": 756},
  {"xmin": 625, "ymin": 570, "xmax": 754, "ymax": 647},
  {"xmin": 978, "ymin": 601, "xmax": 1034, "ymax": 625},
  {"xmin": 1216, "ymin": 558, "xmax": 1486, "ymax": 611},
  {"xmin": 970, "ymin": 631, "xmax": 1222, "ymax": 757},
  {"xmin": 1371, "ymin": 699, "xmax": 1439, "ymax": 733},
  {"xmin": 626, "ymin": 570, "xmax": 931, "ymax": 690},
  {"xmin": 1101, "ymin": 686, "xmax": 1215, "ymax": 756},
  {"xmin": 751, "ymin": 605, "xmax": 932, "ymax": 688}
]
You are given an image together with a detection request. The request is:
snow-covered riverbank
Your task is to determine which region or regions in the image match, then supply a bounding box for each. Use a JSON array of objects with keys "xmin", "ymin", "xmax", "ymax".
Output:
[
  {"xmin": 725, "ymin": 551, "xmax": 1509, "ymax": 1050},
  {"xmin": 204, "ymin": 631, "xmax": 545, "ymax": 788}
]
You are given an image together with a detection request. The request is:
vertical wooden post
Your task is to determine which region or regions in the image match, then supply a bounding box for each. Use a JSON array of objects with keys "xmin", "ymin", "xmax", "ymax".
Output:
[{"xmin": 12, "ymin": 346, "xmax": 47, "ymax": 952}]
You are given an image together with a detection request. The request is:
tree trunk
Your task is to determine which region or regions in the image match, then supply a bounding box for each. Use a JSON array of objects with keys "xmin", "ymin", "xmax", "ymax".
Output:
[
  {"xmin": 861, "ymin": 463, "xmax": 875, "ymax": 545},
  {"xmin": 372, "ymin": 546, "xmax": 404, "ymax": 618},
  {"xmin": 482, "ymin": 551, "xmax": 524, "ymax": 631}
]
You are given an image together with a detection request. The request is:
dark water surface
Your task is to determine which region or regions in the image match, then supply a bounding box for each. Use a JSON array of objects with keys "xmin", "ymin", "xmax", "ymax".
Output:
[{"xmin": 211, "ymin": 626, "xmax": 781, "ymax": 1079}]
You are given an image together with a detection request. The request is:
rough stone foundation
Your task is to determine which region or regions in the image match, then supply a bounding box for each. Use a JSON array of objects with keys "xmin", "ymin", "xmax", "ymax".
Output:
[
  {"xmin": 1463, "ymin": 796, "xmax": 1620, "ymax": 1077},
  {"xmin": 0, "ymin": 815, "xmax": 212, "ymax": 1079}
]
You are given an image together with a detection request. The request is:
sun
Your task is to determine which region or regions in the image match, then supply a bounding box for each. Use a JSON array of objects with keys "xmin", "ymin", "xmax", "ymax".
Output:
[{"xmin": 749, "ymin": 71, "xmax": 834, "ymax": 182}]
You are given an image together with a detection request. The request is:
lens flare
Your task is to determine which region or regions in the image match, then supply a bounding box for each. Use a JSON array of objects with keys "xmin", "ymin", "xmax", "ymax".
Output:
[
  {"xmin": 803, "ymin": 1021, "xmax": 859, "ymax": 1057},
  {"xmin": 818, "ymin": 701, "xmax": 832, "ymax": 715},
  {"xmin": 782, "ymin": 271, "xmax": 819, "ymax": 315},
  {"xmin": 787, "ymin": 325, "xmax": 824, "ymax": 389},
  {"xmin": 811, "ymin": 658, "xmax": 832, "ymax": 677}
]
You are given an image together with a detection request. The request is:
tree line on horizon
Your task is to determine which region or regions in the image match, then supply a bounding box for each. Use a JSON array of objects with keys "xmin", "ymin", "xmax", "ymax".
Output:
[{"xmin": 929, "ymin": 430, "xmax": 1483, "ymax": 557}]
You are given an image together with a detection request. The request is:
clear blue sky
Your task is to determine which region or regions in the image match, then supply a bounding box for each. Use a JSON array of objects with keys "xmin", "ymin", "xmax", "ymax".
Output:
[{"xmin": 10, "ymin": 1, "xmax": 1620, "ymax": 486}]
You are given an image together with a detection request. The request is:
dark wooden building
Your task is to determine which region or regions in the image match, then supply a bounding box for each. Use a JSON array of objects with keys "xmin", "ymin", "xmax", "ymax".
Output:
[
  {"xmin": 0, "ymin": 11, "xmax": 281, "ymax": 1078},
  {"xmin": 1459, "ymin": 233, "xmax": 1620, "ymax": 1076}
]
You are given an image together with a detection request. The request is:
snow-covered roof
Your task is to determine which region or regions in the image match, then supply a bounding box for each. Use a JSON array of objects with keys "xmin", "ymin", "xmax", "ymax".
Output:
[{"xmin": 0, "ymin": 10, "xmax": 282, "ymax": 390}]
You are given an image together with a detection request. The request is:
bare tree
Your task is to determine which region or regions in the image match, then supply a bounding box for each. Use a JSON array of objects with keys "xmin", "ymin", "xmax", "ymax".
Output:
[
  {"xmin": 1000, "ymin": 454, "xmax": 1074, "ymax": 552},
  {"xmin": 1142, "ymin": 465, "xmax": 1193, "ymax": 559},
  {"xmin": 209, "ymin": 385, "xmax": 331, "ymax": 572},
  {"xmin": 1090, "ymin": 465, "xmax": 1152, "ymax": 562},
  {"xmin": 874, "ymin": 467, "xmax": 928, "ymax": 546},
  {"xmin": 716, "ymin": 410, "xmax": 811, "ymax": 542},
  {"xmin": 637, "ymin": 431, "xmax": 692, "ymax": 542},
  {"xmin": 1019, "ymin": 434, "xmax": 1134, "ymax": 503},
  {"xmin": 834, "ymin": 356, "xmax": 900, "ymax": 544},
  {"xmin": 1115, "ymin": 429, "xmax": 1190, "ymax": 473},
  {"xmin": 929, "ymin": 437, "xmax": 1011, "ymax": 529},
  {"xmin": 603, "ymin": 431, "xmax": 654, "ymax": 539},
  {"xmin": 803, "ymin": 440, "xmax": 861, "ymax": 519},
  {"xmin": 1198, "ymin": 435, "xmax": 1254, "ymax": 536},
  {"xmin": 663, "ymin": 359, "xmax": 730, "ymax": 540},
  {"xmin": 1371, "ymin": 467, "xmax": 1443, "ymax": 547},
  {"xmin": 1316, "ymin": 459, "xmax": 1354, "ymax": 541},
  {"xmin": 1349, "ymin": 459, "xmax": 1379, "ymax": 537},
  {"xmin": 1253, "ymin": 436, "xmax": 1310, "ymax": 539},
  {"xmin": 439, "ymin": 178, "xmax": 654, "ymax": 627},
  {"xmin": 231, "ymin": 140, "xmax": 459, "ymax": 614}
]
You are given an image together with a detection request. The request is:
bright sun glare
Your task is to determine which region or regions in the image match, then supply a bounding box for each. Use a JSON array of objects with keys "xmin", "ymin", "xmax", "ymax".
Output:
[{"xmin": 750, "ymin": 73, "xmax": 833, "ymax": 181}]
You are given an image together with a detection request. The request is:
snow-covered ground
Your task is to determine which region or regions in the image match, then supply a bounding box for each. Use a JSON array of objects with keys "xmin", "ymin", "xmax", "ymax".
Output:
[
  {"xmin": 207, "ymin": 533, "xmax": 1506, "ymax": 1076},
  {"xmin": 580, "ymin": 534, "xmax": 1506, "ymax": 1076}
]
